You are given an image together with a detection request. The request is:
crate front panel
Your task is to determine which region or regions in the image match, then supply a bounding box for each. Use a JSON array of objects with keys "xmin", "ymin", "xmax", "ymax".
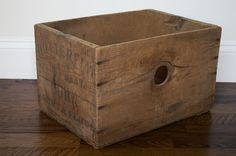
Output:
[{"xmin": 95, "ymin": 27, "xmax": 221, "ymax": 146}]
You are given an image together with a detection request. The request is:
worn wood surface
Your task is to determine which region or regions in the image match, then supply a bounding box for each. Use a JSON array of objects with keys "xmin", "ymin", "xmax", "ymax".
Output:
[
  {"xmin": 45, "ymin": 9, "xmax": 210, "ymax": 46},
  {"xmin": 35, "ymin": 9, "xmax": 221, "ymax": 148},
  {"xmin": 35, "ymin": 23, "xmax": 97, "ymax": 146},
  {"xmin": 95, "ymin": 25, "xmax": 221, "ymax": 147},
  {"xmin": 0, "ymin": 80, "xmax": 236, "ymax": 155}
]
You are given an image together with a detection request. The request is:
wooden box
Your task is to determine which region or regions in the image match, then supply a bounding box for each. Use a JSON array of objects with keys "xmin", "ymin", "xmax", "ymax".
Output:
[{"xmin": 34, "ymin": 9, "xmax": 221, "ymax": 149}]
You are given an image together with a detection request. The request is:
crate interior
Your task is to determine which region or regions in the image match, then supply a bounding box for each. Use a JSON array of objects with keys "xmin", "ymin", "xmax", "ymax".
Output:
[{"xmin": 45, "ymin": 10, "xmax": 212, "ymax": 46}]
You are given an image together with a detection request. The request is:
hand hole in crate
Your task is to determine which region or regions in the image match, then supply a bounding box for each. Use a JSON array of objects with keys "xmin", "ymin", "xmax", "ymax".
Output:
[{"xmin": 154, "ymin": 65, "xmax": 169, "ymax": 86}]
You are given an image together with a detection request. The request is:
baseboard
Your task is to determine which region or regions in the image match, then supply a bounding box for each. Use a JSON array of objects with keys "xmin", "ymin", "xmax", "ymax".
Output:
[
  {"xmin": 0, "ymin": 39, "xmax": 236, "ymax": 81},
  {"xmin": 0, "ymin": 39, "xmax": 36, "ymax": 79},
  {"xmin": 217, "ymin": 41, "xmax": 236, "ymax": 82}
]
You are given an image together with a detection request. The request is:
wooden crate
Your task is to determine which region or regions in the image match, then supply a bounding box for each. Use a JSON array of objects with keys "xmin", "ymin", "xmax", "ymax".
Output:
[{"xmin": 34, "ymin": 9, "xmax": 221, "ymax": 149}]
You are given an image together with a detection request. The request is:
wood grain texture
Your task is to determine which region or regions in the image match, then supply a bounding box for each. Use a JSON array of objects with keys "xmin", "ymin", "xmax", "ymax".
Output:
[
  {"xmin": 34, "ymin": 9, "xmax": 221, "ymax": 148},
  {"xmin": 34, "ymin": 24, "xmax": 97, "ymax": 146},
  {"xmin": 0, "ymin": 80, "xmax": 236, "ymax": 155},
  {"xmin": 45, "ymin": 10, "xmax": 209, "ymax": 46},
  {"xmin": 95, "ymin": 26, "xmax": 221, "ymax": 147}
]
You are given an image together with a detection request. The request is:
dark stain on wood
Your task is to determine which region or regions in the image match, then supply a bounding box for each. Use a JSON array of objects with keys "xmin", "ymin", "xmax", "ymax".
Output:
[
  {"xmin": 164, "ymin": 16, "xmax": 186, "ymax": 31},
  {"xmin": 96, "ymin": 59, "xmax": 111, "ymax": 65},
  {"xmin": 213, "ymin": 56, "xmax": 219, "ymax": 60},
  {"xmin": 216, "ymin": 37, "xmax": 221, "ymax": 42},
  {"xmin": 98, "ymin": 105, "xmax": 106, "ymax": 110},
  {"xmin": 210, "ymin": 71, "xmax": 217, "ymax": 75},
  {"xmin": 97, "ymin": 80, "xmax": 110, "ymax": 87},
  {"xmin": 166, "ymin": 102, "xmax": 183, "ymax": 113}
]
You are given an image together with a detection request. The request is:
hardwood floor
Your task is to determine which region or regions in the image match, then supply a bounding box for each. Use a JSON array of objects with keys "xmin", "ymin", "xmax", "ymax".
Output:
[{"xmin": 0, "ymin": 79, "xmax": 236, "ymax": 156}]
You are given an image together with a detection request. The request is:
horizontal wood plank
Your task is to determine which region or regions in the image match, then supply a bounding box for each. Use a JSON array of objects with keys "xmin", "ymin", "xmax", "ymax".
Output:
[{"xmin": 0, "ymin": 80, "xmax": 236, "ymax": 155}]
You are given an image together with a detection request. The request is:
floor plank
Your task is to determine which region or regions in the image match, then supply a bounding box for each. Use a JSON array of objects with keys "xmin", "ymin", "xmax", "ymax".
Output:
[{"xmin": 0, "ymin": 80, "xmax": 236, "ymax": 155}]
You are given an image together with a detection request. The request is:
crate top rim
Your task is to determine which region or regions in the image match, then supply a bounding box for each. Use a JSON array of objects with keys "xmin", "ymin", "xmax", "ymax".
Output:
[{"xmin": 35, "ymin": 9, "xmax": 221, "ymax": 49}]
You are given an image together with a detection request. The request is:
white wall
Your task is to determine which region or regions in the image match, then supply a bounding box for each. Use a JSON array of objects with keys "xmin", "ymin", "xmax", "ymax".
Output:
[{"xmin": 0, "ymin": 0, "xmax": 235, "ymax": 81}]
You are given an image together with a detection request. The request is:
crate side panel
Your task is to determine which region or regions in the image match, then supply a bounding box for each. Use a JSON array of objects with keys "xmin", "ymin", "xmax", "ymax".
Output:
[
  {"xmin": 35, "ymin": 24, "xmax": 97, "ymax": 145},
  {"xmin": 95, "ymin": 27, "xmax": 221, "ymax": 147}
]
